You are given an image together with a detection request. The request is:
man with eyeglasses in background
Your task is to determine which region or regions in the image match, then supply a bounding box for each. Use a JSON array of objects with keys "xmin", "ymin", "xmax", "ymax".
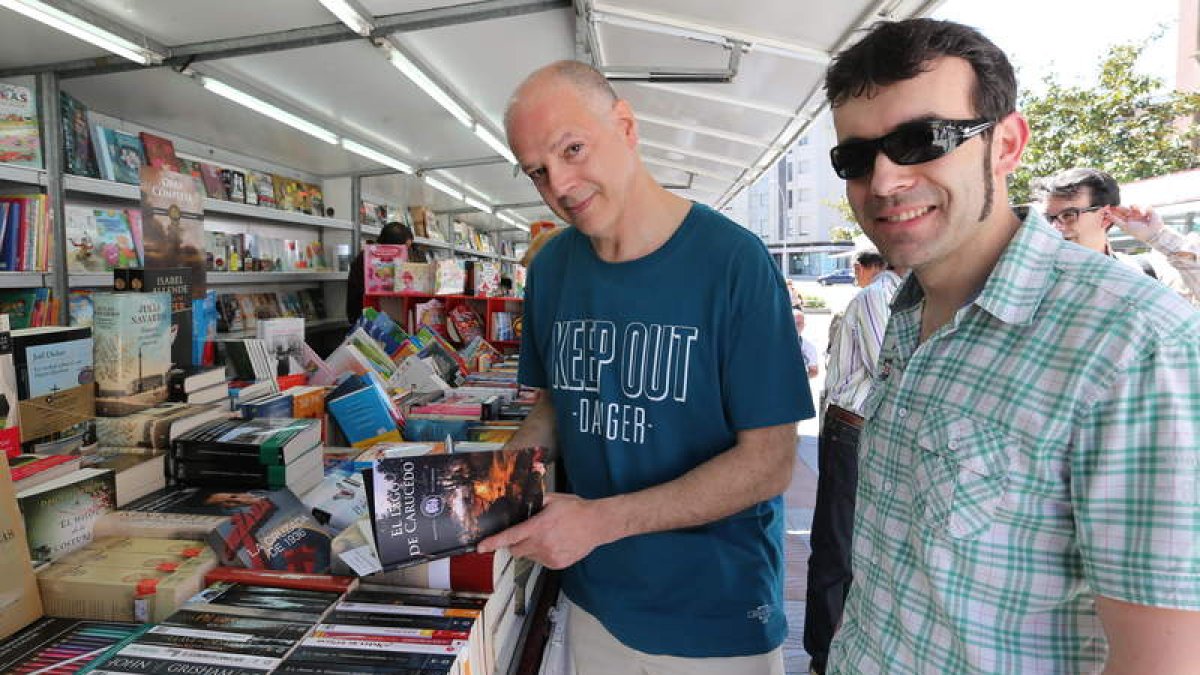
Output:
[
  {"xmin": 1035, "ymin": 167, "xmax": 1200, "ymax": 305},
  {"xmin": 821, "ymin": 18, "xmax": 1200, "ymax": 675}
]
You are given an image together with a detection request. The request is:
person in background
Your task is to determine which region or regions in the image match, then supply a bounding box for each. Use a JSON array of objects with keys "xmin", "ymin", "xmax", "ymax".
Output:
[
  {"xmin": 794, "ymin": 308, "xmax": 819, "ymax": 379},
  {"xmin": 787, "ymin": 278, "xmax": 806, "ymax": 309},
  {"xmin": 804, "ymin": 244, "xmax": 904, "ymax": 675},
  {"xmin": 345, "ymin": 221, "xmax": 425, "ymax": 324},
  {"xmin": 477, "ymin": 59, "xmax": 813, "ymax": 675},
  {"xmin": 1034, "ymin": 167, "xmax": 1200, "ymax": 305},
  {"xmin": 823, "ymin": 18, "xmax": 1200, "ymax": 674}
]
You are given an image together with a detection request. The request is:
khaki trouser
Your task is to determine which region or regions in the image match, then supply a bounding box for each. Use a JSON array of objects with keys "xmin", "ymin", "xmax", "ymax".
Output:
[{"xmin": 567, "ymin": 598, "xmax": 786, "ymax": 675}]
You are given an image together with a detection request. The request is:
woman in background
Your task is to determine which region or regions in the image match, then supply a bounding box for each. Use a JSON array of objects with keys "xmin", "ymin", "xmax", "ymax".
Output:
[{"xmin": 346, "ymin": 221, "xmax": 426, "ymax": 323}]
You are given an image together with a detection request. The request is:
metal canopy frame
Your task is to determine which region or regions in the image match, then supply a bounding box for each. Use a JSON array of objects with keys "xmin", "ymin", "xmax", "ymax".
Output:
[
  {"xmin": 0, "ymin": 0, "xmax": 944, "ymax": 247},
  {"xmin": 0, "ymin": 0, "xmax": 567, "ymax": 243},
  {"xmin": 0, "ymin": 0, "xmax": 571, "ymax": 80}
]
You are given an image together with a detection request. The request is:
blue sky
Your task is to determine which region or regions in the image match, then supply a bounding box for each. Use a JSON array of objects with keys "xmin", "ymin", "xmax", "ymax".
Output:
[{"xmin": 933, "ymin": 0, "xmax": 1181, "ymax": 93}]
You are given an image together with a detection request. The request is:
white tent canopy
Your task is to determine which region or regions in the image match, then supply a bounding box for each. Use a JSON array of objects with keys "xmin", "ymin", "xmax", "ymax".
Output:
[{"xmin": 0, "ymin": 0, "xmax": 941, "ymax": 242}]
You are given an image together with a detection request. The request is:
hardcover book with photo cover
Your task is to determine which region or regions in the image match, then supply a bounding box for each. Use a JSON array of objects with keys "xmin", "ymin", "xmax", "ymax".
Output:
[
  {"xmin": 60, "ymin": 91, "xmax": 98, "ymax": 177},
  {"xmin": 365, "ymin": 443, "xmax": 551, "ymax": 571},
  {"xmin": 16, "ymin": 467, "xmax": 116, "ymax": 564},
  {"xmin": 116, "ymin": 266, "xmax": 194, "ymax": 370},
  {"xmin": 93, "ymin": 292, "xmax": 172, "ymax": 416},
  {"xmin": 0, "ymin": 82, "xmax": 39, "ymax": 167},
  {"xmin": 96, "ymin": 127, "xmax": 145, "ymax": 184},
  {"xmin": 139, "ymin": 165, "xmax": 207, "ymax": 300},
  {"xmin": 11, "ymin": 325, "xmax": 96, "ymax": 454},
  {"xmin": 138, "ymin": 131, "xmax": 180, "ymax": 171}
]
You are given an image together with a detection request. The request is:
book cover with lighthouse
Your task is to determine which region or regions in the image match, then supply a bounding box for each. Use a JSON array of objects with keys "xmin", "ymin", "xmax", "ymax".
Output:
[{"xmin": 93, "ymin": 292, "xmax": 172, "ymax": 416}]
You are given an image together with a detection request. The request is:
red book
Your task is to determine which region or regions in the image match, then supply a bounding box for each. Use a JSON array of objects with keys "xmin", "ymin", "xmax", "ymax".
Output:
[
  {"xmin": 138, "ymin": 132, "xmax": 181, "ymax": 172},
  {"xmin": 9, "ymin": 453, "xmax": 80, "ymax": 483},
  {"xmin": 276, "ymin": 373, "xmax": 307, "ymax": 391},
  {"xmin": 204, "ymin": 566, "xmax": 356, "ymax": 593}
]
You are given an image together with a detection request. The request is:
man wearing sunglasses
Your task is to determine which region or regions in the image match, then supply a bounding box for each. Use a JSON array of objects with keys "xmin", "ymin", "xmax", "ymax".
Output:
[
  {"xmin": 822, "ymin": 18, "xmax": 1200, "ymax": 675},
  {"xmin": 1035, "ymin": 167, "xmax": 1200, "ymax": 305}
]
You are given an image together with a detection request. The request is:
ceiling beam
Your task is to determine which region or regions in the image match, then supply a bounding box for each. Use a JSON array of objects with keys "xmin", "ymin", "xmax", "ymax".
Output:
[
  {"xmin": 590, "ymin": 2, "xmax": 829, "ymax": 64},
  {"xmin": 639, "ymin": 138, "xmax": 751, "ymax": 169},
  {"xmin": 0, "ymin": 0, "xmax": 570, "ymax": 79},
  {"xmin": 437, "ymin": 200, "xmax": 545, "ymax": 215},
  {"xmin": 628, "ymin": 81, "xmax": 798, "ymax": 118},
  {"xmin": 636, "ymin": 112, "xmax": 774, "ymax": 149}
]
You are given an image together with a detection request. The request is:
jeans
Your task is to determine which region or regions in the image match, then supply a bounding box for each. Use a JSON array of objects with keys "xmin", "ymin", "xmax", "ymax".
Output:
[{"xmin": 803, "ymin": 413, "xmax": 861, "ymax": 674}]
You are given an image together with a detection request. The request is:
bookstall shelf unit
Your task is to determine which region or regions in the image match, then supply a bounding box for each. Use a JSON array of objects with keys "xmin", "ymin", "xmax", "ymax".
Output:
[
  {"xmin": 0, "ymin": 163, "xmax": 51, "ymax": 288},
  {"xmin": 367, "ymin": 291, "xmax": 523, "ymax": 348}
]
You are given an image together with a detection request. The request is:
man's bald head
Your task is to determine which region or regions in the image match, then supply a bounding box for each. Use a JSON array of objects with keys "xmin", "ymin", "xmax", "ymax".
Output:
[{"xmin": 505, "ymin": 60, "xmax": 619, "ymax": 130}]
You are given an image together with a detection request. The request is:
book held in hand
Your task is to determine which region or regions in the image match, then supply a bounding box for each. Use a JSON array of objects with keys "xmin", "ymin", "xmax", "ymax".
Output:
[{"xmin": 365, "ymin": 442, "xmax": 551, "ymax": 571}]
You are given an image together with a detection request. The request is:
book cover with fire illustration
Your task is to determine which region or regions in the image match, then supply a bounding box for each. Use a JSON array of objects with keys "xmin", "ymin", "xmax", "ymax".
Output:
[{"xmin": 366, "ymin": 443, "xmax": 550, "ymax": 571}]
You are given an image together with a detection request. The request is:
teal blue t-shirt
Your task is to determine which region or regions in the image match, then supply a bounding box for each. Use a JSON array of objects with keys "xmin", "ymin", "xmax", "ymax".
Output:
[{"xmin": 519, "ymin": 203, "xmax": 815, "ymax": 656}]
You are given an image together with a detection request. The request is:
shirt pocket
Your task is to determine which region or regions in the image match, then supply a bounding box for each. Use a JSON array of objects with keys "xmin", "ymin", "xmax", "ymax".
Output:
[{"xmin": 913, "ymin": 410, "xmax": 1012, "ymax": 540}]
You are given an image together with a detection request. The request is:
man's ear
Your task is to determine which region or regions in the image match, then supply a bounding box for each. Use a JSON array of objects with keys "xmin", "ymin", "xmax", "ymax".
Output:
[
  {"xmin": 612, "ymin": 99, "xmax": 639, "ymax": 148},
  {"xmin": 993, "ymin": 111, "xmax": 1029, "ymax": 177}
]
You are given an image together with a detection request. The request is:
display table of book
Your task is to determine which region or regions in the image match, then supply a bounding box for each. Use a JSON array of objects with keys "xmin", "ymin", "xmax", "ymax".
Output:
[{"xmin": 0, "ymin": 284, "xmax": 555, "ymax": 673}]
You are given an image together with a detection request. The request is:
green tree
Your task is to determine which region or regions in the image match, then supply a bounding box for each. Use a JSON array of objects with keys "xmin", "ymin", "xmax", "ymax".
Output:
[
  {"xmin": 823, "ymin": 197, "xmax": 862, "ymax": 241},
  {"xmin": 1011, "ymin": 37, "xmax": 1200, "ymax": 204}
]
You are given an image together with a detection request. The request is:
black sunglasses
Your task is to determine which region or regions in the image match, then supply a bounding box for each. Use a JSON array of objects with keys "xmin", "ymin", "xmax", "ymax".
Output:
[
  {"xmin": 830, "ymin": 118, "xmax": 996, "ymax": 180},
  {"xmin": 1043, "ymin": 206, "xmax": 1101, "ymax": 225}
]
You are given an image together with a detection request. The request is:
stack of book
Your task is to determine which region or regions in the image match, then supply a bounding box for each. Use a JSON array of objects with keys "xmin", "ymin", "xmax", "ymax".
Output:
[
  {"xmin": 0, "ymin": 618, "xmax": 145, "ymax": 670},
  {"xmin": 35, "ymin": 536, "xmax": 219, "ymax": 623},
  {"xmin": 93, "ymin": 401, "xmax": 228, "ymax": 505},
  {"xmin": 168, "ymin": 417, "xmax": 323, "ymax": 495},
  {"xmin": 85, "ymin": 580, "xmax": 342, "ymax": 673},
  {"xmin": 7, "ymin": 452, "xmax": 82, "ymax": 491},
  {"xmin": 277, "ymin": 585, "xmax": 487, "ymax": 674},
  {"xmin": 93, "ymin": 486, "xmax": 332, "ymax": 573},
  {"xmin": 167, "ymin": 365, "xmax": 228, "ymax": 405}
]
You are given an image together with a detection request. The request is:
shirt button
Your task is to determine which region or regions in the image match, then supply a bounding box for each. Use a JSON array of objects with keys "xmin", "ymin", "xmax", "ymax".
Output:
[
  {"xmin": 948, "ymin": 439, "xmax": 959, "ymax": 450},
  {"xmin": 897, "ymin": 407, "xmax": 908, "ymax": 419}
]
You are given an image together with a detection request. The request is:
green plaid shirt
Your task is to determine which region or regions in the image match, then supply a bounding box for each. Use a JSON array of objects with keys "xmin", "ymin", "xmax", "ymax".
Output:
[{"xmin": 829, "ymin": 209, "xmax": 1200, "ymax": 674}]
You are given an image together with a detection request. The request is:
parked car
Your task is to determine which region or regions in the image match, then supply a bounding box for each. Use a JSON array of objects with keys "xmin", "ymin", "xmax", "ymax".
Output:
[{"xmin": 817, "ymin": 268, "xmax": 855, "ymax": 286}]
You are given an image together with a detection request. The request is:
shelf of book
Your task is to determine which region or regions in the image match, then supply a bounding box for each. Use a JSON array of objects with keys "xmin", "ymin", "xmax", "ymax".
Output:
[
  {"xmin": 0, "ymin": 272, "xmax": 46, "ymax": 288},
  {"xmin": 410, "ymin": 236, "xmax": 521, "ymax": 263},
  {"xmin": 366, "ymin": 292, "xmax": 522, "ymax": 348},
  {"xmin": 63, "ymin": 174, "xmax": 140, "ymax": 200},
  {"xmin": 64, "ymin": 270, "xmax": 347, "ymax": 288},
  {"xmin": 202, "ymin": 197, "xmax": 353, "ymax": 231},
  {"xmin": 208, "ymin": 271, "xmax": 347, "ymax": 284},
  {"xmin": 63, "ymin": 175, "xmax": 355, "ymax": 231},
  {"xmin": 0, "ymin": 163, "xmax": 45, "ymax": 187},
  {"xmin": 217, "ymin": 317, "xmax": 344, "ymax": 340}
]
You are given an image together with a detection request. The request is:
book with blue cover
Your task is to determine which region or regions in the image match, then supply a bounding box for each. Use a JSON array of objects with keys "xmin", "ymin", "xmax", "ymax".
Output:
[
  {"xmin": 326, "ymin": 380, "xmax": 401, "ymax": 449},
  {"xmin": 95, "ymin": 126, "xmax": 145, "ymax": 184}
]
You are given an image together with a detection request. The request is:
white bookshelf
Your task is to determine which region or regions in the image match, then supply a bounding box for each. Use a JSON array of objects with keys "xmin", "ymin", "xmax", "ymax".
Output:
[{"xmin": 0, "ymin": 163, "xmax": 45, "ymax": 187}]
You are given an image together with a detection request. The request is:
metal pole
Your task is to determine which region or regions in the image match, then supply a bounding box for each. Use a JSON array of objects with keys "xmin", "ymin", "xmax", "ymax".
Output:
[
  {"xmin": 350, "ymin": 174, "xmax": 362, "ymax": 254},
  {"xmin": 37, "ymin": 73, "xmax": 69, "ymax": 326}
]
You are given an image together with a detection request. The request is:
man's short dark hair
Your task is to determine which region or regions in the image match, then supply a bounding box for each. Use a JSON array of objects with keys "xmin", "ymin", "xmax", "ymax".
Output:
[
  {"xmin": 824, "ymin": 18, "xmax": 1017, "ymax": 123},
  {"xmin": 379, "ymin": 221, "xmax": 415, "ymax": 245},
  {"xmin": 1031, "ymin": 168, "xmax": 1120, "ymax": 207},
  {"xmin": 853, "ymin": 250, "xmax": 886, "ymax": 269}
]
